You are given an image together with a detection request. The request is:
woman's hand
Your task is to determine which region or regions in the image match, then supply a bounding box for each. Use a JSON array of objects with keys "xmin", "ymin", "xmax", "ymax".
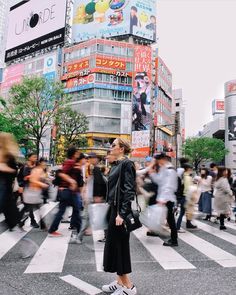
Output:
[{"xmin": 116, "ymin": 214, "xmax": 124, "ymax": 226}]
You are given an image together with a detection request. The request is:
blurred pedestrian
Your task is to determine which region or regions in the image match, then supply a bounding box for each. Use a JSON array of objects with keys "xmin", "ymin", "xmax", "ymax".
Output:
[
  {"xmin": 214, "ymin": 167, "xmax": 233, "ymax": 230},
  {"xmin": 149, "ymin": 153, "xmax": 178, "ymax": 246},
  {"xmin": 20, "ymin": 158, "xmax": 49, "ymax": 230},
  {"xmin": 197, "ymin": 168, "xmax": 213, "ymax": 221},
  {"xmin": 48, "ymin": 146, "xmax": 81, "ymax": 239},
  {"xmin": 0, "ymin": 132, "xmax": 18, "ymax": 230},
  {"xmin": 177, "ymin": 164, "xmax": 197, "ymax": 231},
  {"xmin": 18, "ymin": 153, "xmax": 39, "ymax": 228},
  {"xmin": 102, "ymin": 138, "xmax": 137, "ymax": 295}
]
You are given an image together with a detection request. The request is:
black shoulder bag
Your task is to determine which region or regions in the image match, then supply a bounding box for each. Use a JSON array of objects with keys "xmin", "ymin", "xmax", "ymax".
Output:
[{"xmin": 115, "ymin": 160, "xmax": 142, "ymax": 232}]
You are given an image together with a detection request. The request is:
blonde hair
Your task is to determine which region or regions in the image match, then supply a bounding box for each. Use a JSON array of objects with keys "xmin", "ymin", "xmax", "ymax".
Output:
[
  {"xmin": 0, "ymin": 132, "xmax": 19, "ymax": 160},
  {"xmin": 116, "ymin": 138, "xmax": 132, "ymax": 155}
]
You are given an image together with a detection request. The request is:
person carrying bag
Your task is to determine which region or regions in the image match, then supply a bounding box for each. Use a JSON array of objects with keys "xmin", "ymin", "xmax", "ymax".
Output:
[{"xmin": 102, "ymin": 138, "xmax": 138, "ymax": 295}]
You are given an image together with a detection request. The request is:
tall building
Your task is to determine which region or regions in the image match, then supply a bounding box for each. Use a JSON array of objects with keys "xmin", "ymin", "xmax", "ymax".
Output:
[
  {"xmin": 0, "ymin": 0, "xmax": 9, "ymax": 67},
  {"xmin": 153, "ymin": 57, "xmax": 174, "ymax": 156},
  {"xmin": 61, "ymin": 39, "xmax": 149, "ymax": 155}
]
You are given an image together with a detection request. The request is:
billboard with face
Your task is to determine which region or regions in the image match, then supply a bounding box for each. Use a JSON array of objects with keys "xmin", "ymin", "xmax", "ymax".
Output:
[
  {"xmin": 72, "ymin": 0, "xmax": 157, "ymax": 43},
  {"xmin": 228, "ymin": 116, "xmax": 236, "ymax": 141},
  {"xmin": 5, "ymin": 0, "xmax": 67, "ymax": 62},
  {"xmin": 131, "ymin": 45, "xmax": 152, "ymax": 157}
]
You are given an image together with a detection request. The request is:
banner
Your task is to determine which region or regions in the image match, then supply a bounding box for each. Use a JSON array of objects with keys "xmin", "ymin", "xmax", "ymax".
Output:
[
  {"xmin": 131, "ymin": 45, "xmax": 152, "ymax": 157},
  {"xmin": 72, "ymin": 0, "xmax": 157, "ymax": 43}
]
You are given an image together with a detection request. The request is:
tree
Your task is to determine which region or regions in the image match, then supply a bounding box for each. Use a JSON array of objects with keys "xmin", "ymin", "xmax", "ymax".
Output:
[
  {"xmin": 7, "ymin": 76, "xmax": 67, "ymax": 156},
  {"xmin": 54, "ymin": 106, "xmax": 89, "ymax": 162},
  {"xmin": 182, "ymin": 137, "xmax": 228, "ymax": 171}
]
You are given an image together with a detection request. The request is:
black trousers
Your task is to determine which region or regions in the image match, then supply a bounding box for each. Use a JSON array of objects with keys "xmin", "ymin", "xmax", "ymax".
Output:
[{"xmin": 166, "ymin": 201, "xmax": 178, "ymax": 243}]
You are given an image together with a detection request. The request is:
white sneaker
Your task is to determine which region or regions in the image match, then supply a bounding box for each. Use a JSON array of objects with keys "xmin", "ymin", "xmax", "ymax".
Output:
[
  {"xmin": 121, "ymin": 285, "xmax": 137, "ymax": 295},
  {"xmin": 102, "ymin": 281, "xmax": 122, "ymax": 293},
  {"xmin": 69, "ymin": 233, "xmax": 82, "ymax": 244},
  {"xmin": 178, "ymin": 228, "xmax": 186, "ymax": 233}
]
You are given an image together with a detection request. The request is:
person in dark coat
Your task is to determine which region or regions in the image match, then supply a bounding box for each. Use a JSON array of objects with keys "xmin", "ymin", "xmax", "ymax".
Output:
[
  {"xmin": 88, "ymin": 152, "xmax": 107, "ymax": 203},
  {"xmin": 0, "ymin": 132, "xmax": 19, "ymax": 230},
  {"xmin": 102, "ymin": 138, "xmax": 137, "ymax": 295}
]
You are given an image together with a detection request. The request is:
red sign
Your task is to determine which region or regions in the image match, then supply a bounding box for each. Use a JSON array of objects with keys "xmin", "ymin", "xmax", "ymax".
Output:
[
  {"xmin": 131, "ymin": 147, "xmax": 150, "ymax": 158},
  {"xmin": 66, "ymin": 74, "xmax": 95, "ymax": 89},
  {"xmin": 67, "ymin": 60, "xmax": 89, "ymax": 73},
  {"xmin": 216, "ymin": 101, "xmax": 224, "ymax": 111},
  {"xmin": 1, "ymin": 64, "xmax": 24, "ymax": 91},
  {"xmin": 96, "ymin": 57, "xmax": 126, "ymax": 70}
]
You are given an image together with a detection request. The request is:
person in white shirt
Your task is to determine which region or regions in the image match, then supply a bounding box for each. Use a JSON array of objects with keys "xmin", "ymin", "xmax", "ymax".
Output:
[
  {"xmin": 149, "ymin": 153, "xmax": 178, "ymax": 247},
  {"xmin": 197, "ymin": 168, "xmax": 213, "ymax": 220}
]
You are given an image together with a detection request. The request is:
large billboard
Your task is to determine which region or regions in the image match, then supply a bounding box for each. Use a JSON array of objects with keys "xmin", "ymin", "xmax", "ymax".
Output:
[
  {"xmin": 72, "ymin": 0, "xmax": 157, "ymax": 43},
  {"xmin": 5, "ymin": 0, "xmax": 67, "ymax": 62},
  {"xmin": 131, "ymin": 45, "xmax": 152, "ymax": 157},
  {"xmin": 212, "ymin": 99, "xmax": 224, "ymax": 115}
]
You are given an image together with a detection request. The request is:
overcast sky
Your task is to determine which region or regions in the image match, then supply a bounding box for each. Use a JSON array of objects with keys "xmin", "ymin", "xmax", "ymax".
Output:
[{"xmin": 157, "ymin": 0, "xmax": 236, "ymax": 136}]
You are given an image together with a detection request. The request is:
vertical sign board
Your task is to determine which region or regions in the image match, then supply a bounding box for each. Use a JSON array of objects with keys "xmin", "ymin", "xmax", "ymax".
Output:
[{"xmin": 131, "ymin": 45, "xmax": 152, "ymax": 157}]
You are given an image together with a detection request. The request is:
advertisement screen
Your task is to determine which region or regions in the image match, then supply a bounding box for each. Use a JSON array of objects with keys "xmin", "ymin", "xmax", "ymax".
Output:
[
  {"xmin": 72, "ymin": 0, "xmax": 157, "ymax": 43},
  {"xmin": 5, "ymin": 0, "xmax": 67, "ymax": 62},
  {"xmin": 131, "ymin": 45, "xmax": 152, "ymax": 157},
  {"xmin": 228, "ymin": 116, "xmax": 236, "ymax": 141}
]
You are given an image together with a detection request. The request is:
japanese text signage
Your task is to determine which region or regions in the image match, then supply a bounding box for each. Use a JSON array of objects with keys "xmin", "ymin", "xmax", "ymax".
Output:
[
  {"xmin": 131, "ymin": 45, "xmax": 152, "ymax": 157},
  {"xmin": 5, "ymin": 0, "xmax": 67, "ymax": 62},
  {"xmin": 96, "ymin": 57, "xmax": 126, "ymax": 70}
]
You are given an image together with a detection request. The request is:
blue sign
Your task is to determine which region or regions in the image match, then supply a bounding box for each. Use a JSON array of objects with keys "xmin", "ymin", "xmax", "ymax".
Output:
[{"xmin": 64, "ymin": 83, "xmax": 133, "ymax": 94}]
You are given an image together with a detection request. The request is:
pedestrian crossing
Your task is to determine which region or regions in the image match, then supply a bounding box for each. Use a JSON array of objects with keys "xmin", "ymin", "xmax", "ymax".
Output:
[{"xmin": 1, "ymin": 205, "xmax": 236, "ymax": 274}]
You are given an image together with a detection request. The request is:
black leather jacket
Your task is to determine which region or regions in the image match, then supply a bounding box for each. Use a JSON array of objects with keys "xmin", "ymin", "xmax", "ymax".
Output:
[{"xmin": 106, "ymin": 159, "xmax": 136, "ymax": 219}]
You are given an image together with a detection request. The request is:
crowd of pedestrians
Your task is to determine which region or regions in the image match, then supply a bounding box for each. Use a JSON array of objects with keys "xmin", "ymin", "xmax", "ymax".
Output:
[{"xmin": 0, "ymin": 131, "xmax": 236, "ymax": 295}]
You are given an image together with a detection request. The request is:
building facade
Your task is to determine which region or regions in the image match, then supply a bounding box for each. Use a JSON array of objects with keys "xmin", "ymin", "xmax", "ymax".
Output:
[
  {"xmin": 173, "ymin": 88, "xmax": 185, "ymax": 158},
  {"xmin": 154, "ymin": 57, "xmax": 174, "ymax": 156},
  {"xmin": 61, "ymin": 38, "xmax": 148, "ymax": 155},
  {"xmin": 225, "ymin": 80, "xmax": 236, "ymax": 173}
]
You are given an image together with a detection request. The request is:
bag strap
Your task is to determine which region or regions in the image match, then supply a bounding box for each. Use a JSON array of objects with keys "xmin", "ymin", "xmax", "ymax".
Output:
[{"xmin": 115, "ymin": 159, "xmax": 141, "ymax": 215}]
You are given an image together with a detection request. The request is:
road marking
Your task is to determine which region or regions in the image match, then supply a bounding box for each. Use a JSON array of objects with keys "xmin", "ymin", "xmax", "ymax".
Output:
[
  {"xmin": 92, "ymin": 230, "xmax": 105, "ymax": 272},
  {"xmin": 0, "ymin": 202, "xmax": 57, "ymax": 260},
  {"xmin": 178, "ymin": 230, "xmax": 236, "ymax": 267},
  {"xmin": 225, "ymin": 221, "xmax": 236, "ymax": 230},
  {"xmin": 24, "ymin": 223, "xmax": 71, "ymax": 273},
  {"xmin": 60, "ymin": 275, "xmax": 102, "ymax": 295},
  {"xmin": 189, "ymin": 219, "xmax": 236, "ymax": 246},
  {"xmin": 133, "ymin": 226, "xmax": 196, "ymax": 270}
]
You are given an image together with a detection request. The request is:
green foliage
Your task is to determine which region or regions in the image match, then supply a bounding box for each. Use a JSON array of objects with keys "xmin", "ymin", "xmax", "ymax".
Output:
[
  {"xmin": 182, "ymin": 137, "xmax": 228, "ymax": 170},
  {"xmin": 53, "ymin": 106, "xmax": 89, "ymax": 163},
  {"xmin": 8, "ymin": 76, "xmax": 67, "ymax": 156}
]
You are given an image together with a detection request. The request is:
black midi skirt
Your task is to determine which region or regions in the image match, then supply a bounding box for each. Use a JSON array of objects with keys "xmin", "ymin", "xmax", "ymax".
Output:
[{"xmin": 103, "ymin": 204, "xmax": 132, "ymax": 276}]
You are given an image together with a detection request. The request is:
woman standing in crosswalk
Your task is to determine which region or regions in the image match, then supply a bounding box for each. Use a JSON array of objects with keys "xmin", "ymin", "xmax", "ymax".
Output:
[
  {"xmin": 102, "ymin": 138, "xmax": 137, "ymax": 295},
  {"xmin": 197, "ymin": 168, "xmax": 213, "ymax": 221},
  {"xmin": 214, "ymin": 167, "xmax": 233, "ymax": 230}
]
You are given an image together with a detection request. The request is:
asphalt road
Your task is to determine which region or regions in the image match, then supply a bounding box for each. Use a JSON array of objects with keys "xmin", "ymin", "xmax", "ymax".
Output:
[{"xmin": 0, "ymin": 203, "xmax": 236, "ymax": 295}]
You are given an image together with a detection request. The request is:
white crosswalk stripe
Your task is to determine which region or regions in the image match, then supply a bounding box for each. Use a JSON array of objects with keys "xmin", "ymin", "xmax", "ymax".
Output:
[
  {"xmin": 0, "ymin": 202, "xmax": 57, "ymax": 260},
  {"xmin": 133, "ymin": 226, "xmax": 196, "ymax": 270},
  {"xmin": 189, "ymin": 219, "xmax": 236, "ymax": 246},
  {"xmin": 1, "ymin": 208, "xmax": 236, "ymax": 272},
  {"xmin": 178, "ymin": 230, "xmax": 236, "ymax": 267},
  {"xmin": 24, "ymin": 223, "xmax": 71, "ymax": 273}
]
